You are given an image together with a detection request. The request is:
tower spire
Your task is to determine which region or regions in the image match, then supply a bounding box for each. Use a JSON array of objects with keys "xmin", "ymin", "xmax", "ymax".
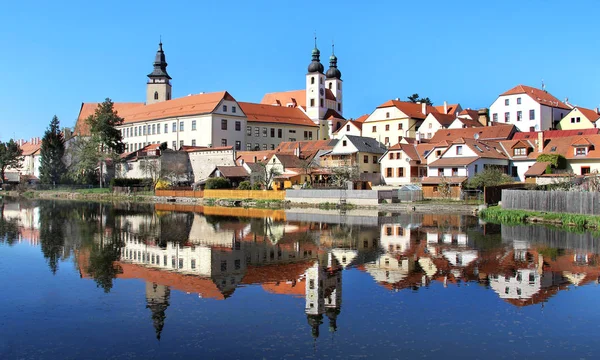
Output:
[{"xmin": 307, "ymin": 34, "xmax": 324, "ymax": 73}]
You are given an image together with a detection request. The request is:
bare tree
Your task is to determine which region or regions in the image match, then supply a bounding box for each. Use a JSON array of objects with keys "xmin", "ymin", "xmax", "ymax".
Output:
[
  {"xmin": 331, "ymin": 162, "xmax": 358, "ymax": 188},
  {"xmin": 255, "ymin": 162, "xmax": 281, "ymax": 190},
  {"xmin": 139, "ymin": 158, "xmax": 161, "ymax": 187}
]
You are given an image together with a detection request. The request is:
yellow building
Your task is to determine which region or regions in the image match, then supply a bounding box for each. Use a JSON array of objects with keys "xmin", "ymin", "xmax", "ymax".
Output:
[{"xmin": 557, "ymin": 107, "xmax": 599, "ymax": 130}]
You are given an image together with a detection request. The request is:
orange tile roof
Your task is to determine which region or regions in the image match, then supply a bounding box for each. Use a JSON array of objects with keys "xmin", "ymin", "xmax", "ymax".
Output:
[
  {"xmin": 239, "ymin": 102, "xmax": 317, "ymax": 127},
  {"xmin": 453, "ymin": 118, "xmax": 484, "ymax": 128},
  {"xmin": 376, "ymin": 100, "xmax": 439, "ymax": 120},
  {"xmin": 512, "ymin": 129, "xmax": 599, "ymax": 140},
  {"xmin": 435, "ymin": 103, "xmax": 460, "ymax": 115},
  {"xmin": 354, "ymin": 114, "xmax": 369, "ymax": 123},
  {"xmin": 500, "ymin": 84, "xmax": 571, "ymax": 110},
  {"xmin": 274, "ymin": 139, "xmax": 336, "ymax": 155},
  {"xmin": 458, "ymin": 109, "xmax": 480, "ymax": 120},
  {"xmin": 387, "ymin": 143, "xmax": 420, "ymax": 161},
  {"xmin": 429, "ymin": 124, "xmax": 516, "ymax": 142},
  {"xmin": 20, "ymin": 141, "xmax": 41, "ymax": 156},
  {"xmin": 538, "ymin": 134, "xmax": 600, "ymax": 159},
  {"xmin": 241, "ymin": 261, "xmax": 314, "ymax": 285},
  {"xmin": 524, "ymin": 162, "xmax": 550, "ymax": 177},
  {"xmin": 260, "ymin": 89, "xmax": 306, "ymax": 108},
  {"xmin": 574, "ymin": 107, "xmax": 600, "ymax": 123},
  {"xmin": 115, "ymin": 91, "xmax": 235, "ymax": 125},
  {"xmin": 428, "ymin": 157, "xmax": 479, "ymax": 167},
  {"xmin": 429, "ymin": 112, "xmax": 457, "ymax": 127},
  {"xmin": 75, "ymin": 102, "xmax": 145, "ymax": 136},
  {"xmin": 235, "ymin": 150, "xmax": 274, "ymax": 164}
]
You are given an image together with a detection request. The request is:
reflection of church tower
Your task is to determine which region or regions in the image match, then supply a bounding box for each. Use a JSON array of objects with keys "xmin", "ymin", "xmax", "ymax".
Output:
[
  {"xmin": 304, "ymin": 253, "xmax": 343, "ymax": 337},
  {"xmin": 145, "ymin": 282, "xmax": 171, "ymax": 340}
]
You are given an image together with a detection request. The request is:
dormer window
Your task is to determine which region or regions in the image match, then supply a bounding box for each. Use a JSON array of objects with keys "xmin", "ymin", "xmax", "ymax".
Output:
[
  {"xmin": 575, "ymin": 147, "xmax": 587, "ymax": 156},
  {"xmin": 514, "ymin": 147, "xmax": 526, "ymax": 156}
]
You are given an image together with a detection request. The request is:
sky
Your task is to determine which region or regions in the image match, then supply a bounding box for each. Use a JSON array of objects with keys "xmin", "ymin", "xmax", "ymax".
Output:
[{"xmin": 1, "ymin": 0, "xmax": 599, "ymax": 141}]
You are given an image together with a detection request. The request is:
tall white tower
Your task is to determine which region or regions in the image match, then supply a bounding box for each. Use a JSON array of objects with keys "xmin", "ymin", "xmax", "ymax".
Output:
[
  {"xmin": 305, "ymin": 38, "xmax": 326, "ymax": 125},
  {"xmin": 325, "ymin": 43, "xmax": 343, "ymax": 116}
]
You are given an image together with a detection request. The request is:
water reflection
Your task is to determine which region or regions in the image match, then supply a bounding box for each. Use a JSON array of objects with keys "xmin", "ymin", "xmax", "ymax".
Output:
[{"xmin": 2, "ymin": 199, "xmax": 600, "ymax": 342}]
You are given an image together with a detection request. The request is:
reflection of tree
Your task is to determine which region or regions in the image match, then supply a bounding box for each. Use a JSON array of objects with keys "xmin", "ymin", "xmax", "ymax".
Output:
[
  {"xmin": 158, "ymin": 212, "xmax": 193, "ymax": 246},
  {"xmin": 0, "ymin": 203, "xmax": 19, "ymax": 246},
  {"xmin": 86, "ymin": 232, "xmax": 123, "ymax": 293},
  {"xmin": 39, "ymin": 201, "xmax": 67, "ymax": 274}
]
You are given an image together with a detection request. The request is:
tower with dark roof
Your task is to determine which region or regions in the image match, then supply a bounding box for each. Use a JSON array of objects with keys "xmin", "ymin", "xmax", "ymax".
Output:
[
  {"xmin": 146, "ymin": 41, "xmax": 172, "ymax": 105},
  {"xmin": 145, "ymin": 282, "xmax": 171, "ymax": 340},
  {"xmin": 306, "ymin": 36, "xmax": 327, "ymax": 125},
  {"xmin": 325, "ymin": 43, "xmax": 343, "ymax": 118}
]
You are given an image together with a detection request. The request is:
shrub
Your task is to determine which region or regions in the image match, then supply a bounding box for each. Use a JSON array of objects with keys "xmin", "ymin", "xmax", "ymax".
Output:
[
  {"xmin": 536, "ymin": 154, "xmax": 567, "ymax": 169},
  {"xmin": 205, "ymin": 177, "xmax": 232, "ymax": 189},
  {"xmin": 155, "ymin": 179, "xmax": 170, "ymax": 190},
  {"xmin": 252, "ymin": 183, "xmax": 262, "ymax": 190},
  {"xmin": 238, "ymin": 181, "xmax": 252, "ymax": 190}
]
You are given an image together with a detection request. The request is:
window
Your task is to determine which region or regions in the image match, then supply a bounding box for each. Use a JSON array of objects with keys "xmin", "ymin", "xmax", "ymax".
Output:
[
  {"xmin": 235, "ymin": 141, "xmax": 241, "ymax": 150},
  {"xmin": 452, "ymin": 168, "xmax": 458, "ymax": 176},
  {"xmin": 246, "ymin": 143, "xmax": 251, "ymax": 150},
  {"xmin": 320, "ymin": 98, "xmax": 324, "ymax": 107},
  {"xmin": 386, "ymin": 112, "xmax": 390, "ymax": 118},
  {"xmin": 517, "ymin": 97, "xmax": 521, "ymax": 104},
  {"xmin": 270, "ymin": 128, "xmax": 275, "ymax": 138},
  {"xmin": 389, "ymin": 153, "xmax": 394, "ymax": 160},
  {"xmin": 504, "ymin": 112, "xmax": 510, "ymax": 122},
  {"xmin": 310, "ymin": 98, "xmax": 315, "ymax": 107},
  {"xmin": 372, "ymin": 125, "xmax": 377, "ymax": 132},
  {"xmin": 154, "ymin": 91, "xmax": 158, "ymax": 100},
  {"xmin": 262, "ymin": 144, "xmax": 267, "ymax": 150},
  {"xmin": 571, "ymin": 117, "xmax": 576, "ymax": 124},
  {"xmin": 163, "ymin": 123, "xmax": 168, "ymax": 133},
  {"xmin": 511, "ymin": 166, "xmax": 518, "ymax": 177},
  {"xmin": 222, "ymin": 105, "xmax": 227, "ymax": 112},
  {"xmin": 311, "ymin": 76, "xmax": 315, "ymax": 85},
  {"xmin": 220, "ymin": 119, "xmax": 227, "ymax": 130},
  {"xmin": 191, "ymin": 259, "xmax": 196, "ymax": 270},
  {"xmin": 529, "ymin": 109, "xmax": 535, "ymax": 120},
  {"xmin": 346, "ymin": 124, "xmax": 350, "ymax": 131},
  {"xmin": 234, "ymin": 121, "xmax": 240, "ymax": 131},
  {"xmin": 474, "ymin": 164, "xmax": 478, "ymax": 174},
  {"xmin": 142, "ymin": 125, "xmax": 146, "ymax": 135},
  {"xmin": 232, "ymin": 106, "xmax": 236, "ymax": 113},
  {"xmin": 386, "ymin": 168, "xmax": 392, "ymax": 177},
  {"xmin": 396, "ymin": 152, "xmax": 401, "ymax": 159},
  {"xmin": 373, "ymin": 156, "xmax": 378, "ymax": 164},
  {"xmin": 397, "ymin": 168, "xmax": 404, "ymax": 177},
  {"xmin": 428, "ymin": 123, "xmax": 432, "ymax": 129},
  {"xmin": 456, "ymin": 145, "xmax": 463, "ymax": 155},
  {"xmin": 493, "ymin": 113, "xmax": 498, "ymax": 122},
  {"xmin": 190, "ymin": 139, "xmax": 196, "ymax": 146},
  {"xmin": 254, "ymin": 127, "xmax": 260, "ymax": 137},
  {"xmin": 189, "ymin": 120, "xmax": 195, "ymax": 131},
  {"xmin": 576, "ymin": 117, "xmax": 581, "ymax": 123},
  {"xmin": 582, "ymin": 166, "xmax": 591, "ymax": 175},
  {"xmin": 234, "ymin": 259, "xmax": 241, "ymax": 270},
  {"xmin": 179, "ymin": 140, "xmax": 183, "ymax": 148},
  {"xmin": 384, "ymin": 137, "xmax": 389, "ymax": 144},
  {"xmin": 262, "ymin": 127, "xmax": 267, "ymax": 137},
  {"xmin": 157, "ymin": 124, "xmax": 160, "ymax": 134},
  {"xmin": 338, "ymin": 103, "xmax": 341, "ymax": 111},
  {"xmin": 221, "ymin": 139, "xmax": 227, "ymax": 146},
  {"xmin": 385, "ymin": 124, "xmax": 390, "ymax": 131},
  {"xmin": 517, "ymin": 111, "xmax": 522, "ymax": 121},
  {"xmin": 505, "ymin": 99, "xmax": 509, "ymax": 106},
  {"xmin": 180, "ymin": 121, "xmax": 184, "ymax": 131},
  {"xmin": 364, "ymin": 155, "xmax": 368, "ymax": 163},
  {"xmin": 576, "ymin": 147, "xmax": 586, "ymax": 156},
  {"xmin": 246, "ymin": 126, "xmax": 252, "ymax": 136},
  {"xmin": 270, "ymin": 144, "xmax": 275, "ymax": 150},
  {"xmin": 342, "ymin": 140, "xmax": 347, "ymax": 146},
  {"xmin": 172, "ymin": 122, "xmax": 176, "ymax": 132},
  {"xmin": 514, "ymin": 147, "xmax": 526, "ymax": 156},
  {"xmin": 278, "ymin": 129, "xmax": 282, "ymax": 138},
  {"xmin": 398, "ymin": 123, "xmax": 403, "ymax": 130},
  {"xmin": 134, "ymin": 127, "xmax": 138, "ymax": 136}
]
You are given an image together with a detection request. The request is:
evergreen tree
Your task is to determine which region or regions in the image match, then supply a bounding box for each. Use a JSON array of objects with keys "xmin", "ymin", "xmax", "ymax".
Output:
[
  {"xmin": 39, "ymin": 115, "xmax": 67, "ymax": 184},
  {"xmin": 0, "ymin": 139, "xmax": 23, "ymax": 184}
]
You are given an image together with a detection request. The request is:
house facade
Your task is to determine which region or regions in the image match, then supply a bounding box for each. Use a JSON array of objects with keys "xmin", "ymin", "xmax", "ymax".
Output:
[
  {"xmin": 321, "ymin": 135, "xmax": 386, "ymax": 176},
  {"xmin": 380, "ymin": 143, "xmax": 432, "ymax": 185},
  {"xmin": 557, "ymin": 107, "xmax": 600, "ymax": 130},
  {"xmin": 489, "ymin": 84, "xmax": 571, "ymax": 132}
]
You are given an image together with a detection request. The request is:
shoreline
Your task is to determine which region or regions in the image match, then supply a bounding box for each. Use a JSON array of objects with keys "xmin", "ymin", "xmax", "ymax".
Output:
[
  {"xmin": 479, "ymin": 206, "xmax": 600, "ymax": 231},
  {"xmin": 1, "ymin": 190, "xmax": 480, "ymax": 214}
]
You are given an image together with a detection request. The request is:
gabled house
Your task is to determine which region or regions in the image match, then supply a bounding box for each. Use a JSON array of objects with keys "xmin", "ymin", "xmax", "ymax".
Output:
[
  {"xmin": 498, "ymin": 138, "xmax": 537, "ymax": 181},
  {"xmin": 362, "ymin": 100, "xmax": 438, "ymax": 144},
  {"xmin": 208, "ymin": 166, "xmax": 249, "ymax": 188},
  {"xmin": 449, "ymin": 117, "xmax": 484, "ymax": 129},
  {"xmin": 380, "ymin": 143, "xmax": 433, "ymax": 185},
  {"xmin": 540, "ymin": 134, "xmax": 600, "ymax": 175},
  {"xmin": 429, "ymin": 124, "xmax": 517, "ymax": 143},
  {"xmin": 557, "ymin": 107, "xmax": 600, "ymax": 130},
  {"xmin": 418, "ymin": 112, "xmax": 457, "ymax": 140},
  {"xmin": 434, "ymin": 102, "xmax": 462, "ymax": 115},
  {"xmin": 489, "ymin": 84, "xmax": 572, "ymax": 132},
  {"xmin": 332, "ymin": 114, "xmax": 368, "ymax": 139}
]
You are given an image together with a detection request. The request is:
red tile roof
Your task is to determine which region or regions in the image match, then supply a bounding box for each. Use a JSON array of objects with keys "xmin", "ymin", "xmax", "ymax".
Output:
[
  {"xmin": 354, "ymin": 114, "xmax": 369, "ymax": 123},
  {"xmin": 118, "ymin": 91, "xmax": 235, "ymax": 124},
  {"xmin": 538, "ymin": 134, "xmax": 600, "ymax": 159},
  {"xmin": 324, "ymin": 108, "xmax": 345, "ymax": 120},
  {"xmin": 524, "ymin": 162, "xmax": 550, "ymax": 177},
  {"xmin": 429, "ymin": 124, "xmax": 516, "ymax": 142},
  {"xmin": 458, "ymin": 109, "xmax": 480, "ymax": 120},
  {"xmin": 573, "ymin": 107, "xmax": 600, "ymax": 123},
  {"xmin": 75, "ymin": 102, "xmax": 145, "ymax": 136},
  {"xmin": 239, "ymin": 102, "xmax": 317, "ymax": 127},
  {"xmin": 500, "ymin": 85, "xmax": 571, "ymax": 110},
  {"xmin": 20, "ymin": 141, "xmax": 41, "ymax": 156},
  {"xmin": 429, "ymin": 112, "xmax": 457, "ymax": 127},
  {"xmin": 216, "ymin": 166, "xmax": 249, "ymax": 178},
  {"xmin": 453, "ymin": 118, "xmax": 484, "ymax": 128},
  {"xmin": 376, "ymin": 100, "xmax": 438, "ymax": 120},
  {"xmin": 428, "ymin": 157, "xmax": 479, "ymax": 167},
  {"xmin": 435, "ymin": 103, "xmax": 460, "ymax": 115},
  {"xmin": 260, "ymin": 89, "xmax": 306, "ymax": 108},
  {"xmin": 512, "ymin": 128, "xmax": 600, "ymax": 140},
  {"xmin": 235, "ymin": 151, "xmax": 274, "ymax": 164},
  {"xmin": 274, "ymin": 139, "xmax": 336, "ymax": 156}
]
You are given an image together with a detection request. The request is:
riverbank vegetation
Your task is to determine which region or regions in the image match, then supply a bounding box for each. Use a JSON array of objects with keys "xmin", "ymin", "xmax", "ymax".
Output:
[{"xmin": 480, "ymin": 206, "xmax": 600, "ymax": 229}]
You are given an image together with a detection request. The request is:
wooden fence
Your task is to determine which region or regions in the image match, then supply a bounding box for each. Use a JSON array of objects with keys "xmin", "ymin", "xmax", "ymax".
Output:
[
  {"xmin": 502, "ymin": 189, "xmax": 600, "ymax": 215},
  {"xmin": 203, "ymin": 189, "xmax": 285, "ymax": 200},
  {"xmin": 155, "ymin": 189, "xmax": 204, "ymax": 198},
  {"xmin": 484, "ymin": 183, "xmax": 528, "ymax": 205}
]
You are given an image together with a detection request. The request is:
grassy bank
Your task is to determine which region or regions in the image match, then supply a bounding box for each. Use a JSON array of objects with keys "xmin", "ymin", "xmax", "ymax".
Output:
[{"xmin": 480, "ymin": 206, "xmax": 600, "ymax": 229}]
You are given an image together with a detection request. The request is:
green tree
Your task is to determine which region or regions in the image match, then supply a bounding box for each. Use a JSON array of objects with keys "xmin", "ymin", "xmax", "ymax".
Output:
[
  {"xmin": 407, "ymin": 93, "xmax": 433, "ymax": 106},
  {"xmin": 0, "ymin": 202, "xmax": 19, "ymax": 246},
  {"xmin": 39, "ymin": 201, "xmax": 67, "ymax": 274},
  {"xmin": 467, "ymin": 167, "xmax": 514, "ymax": 189},
  {"xmin": 39, "ymin": 115, "xmax": 67, "ymax": 185},
  {"xmin": 205, "ymin": 177, "xmax": 232, "ymax": 189},
  {"xmin": 0, "ymin": 140, "xmax": 23, "ymax": 184},
  {"xmin": 82, "ymin": 98, "xmax": 125, "ymax": 187}
]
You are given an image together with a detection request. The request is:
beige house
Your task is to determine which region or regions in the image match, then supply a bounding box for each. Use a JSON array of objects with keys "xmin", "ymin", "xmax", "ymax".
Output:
[
  {"xmin": 362, "ymin": 100, "xmax": 438, "ymax": 145},
  {"xmin": 331, "ymin": 114, "xmax": 368, "ymax": 139},
  {"xmin": 557, "ymin": 107, "xmax": 600, "ymax": 130},
  {"xmin": 320, "ymin": 135, "xmax": 386, "ymax": 181},
  {"xmin": 380, "ymin": 143, "xmax": 434, "ymax": 185}
]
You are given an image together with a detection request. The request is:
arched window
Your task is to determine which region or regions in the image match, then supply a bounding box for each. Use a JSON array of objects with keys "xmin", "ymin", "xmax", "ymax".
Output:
[
  {"xmin": 154, "ymin": 91, "xmax": 159, "ymax": 100},
  {"xmin": 311, "ymin": 77, "xmax": 315, "ymax": 85},
  {"xmin": 329, "ymin": 83, "xmax": 332, "ymax": 89}
]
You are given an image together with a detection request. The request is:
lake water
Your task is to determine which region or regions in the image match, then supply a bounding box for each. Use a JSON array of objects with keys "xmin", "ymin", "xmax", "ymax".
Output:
[{"xmin": 1, "ymin": 199, "xmax": 600, "ymax": 359}]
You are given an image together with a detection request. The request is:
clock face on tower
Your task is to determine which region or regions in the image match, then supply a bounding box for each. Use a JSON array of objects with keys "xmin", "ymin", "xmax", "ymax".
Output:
[{"xmin": 319, "ymin": 88, "xmax": 324, "ymax": 96}]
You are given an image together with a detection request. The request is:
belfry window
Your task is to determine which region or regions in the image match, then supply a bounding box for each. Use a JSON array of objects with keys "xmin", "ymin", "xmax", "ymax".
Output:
[{"xmin": 154, "ymin": 91, "xmax": 158, "ymax": 100}]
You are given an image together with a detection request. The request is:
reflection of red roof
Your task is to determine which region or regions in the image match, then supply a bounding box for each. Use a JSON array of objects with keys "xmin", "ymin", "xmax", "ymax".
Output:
[
  {"xmin": 241, "ymin": 261, "xmax": 314, "ymax": 285},
  {"xmin": 262, "ymin": 280, "xmax": 306, "ymax": 297}
]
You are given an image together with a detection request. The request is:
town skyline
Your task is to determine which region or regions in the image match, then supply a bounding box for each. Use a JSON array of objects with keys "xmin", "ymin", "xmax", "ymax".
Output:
[{"xmin": 2, "ymin": 0, "xmax": 599, "ymax": 141}]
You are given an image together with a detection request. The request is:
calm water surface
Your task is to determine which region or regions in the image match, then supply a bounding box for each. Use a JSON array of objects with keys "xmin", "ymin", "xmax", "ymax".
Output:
[{"xmin": 1, "ymin": 199, "xmax": 600, "ymax": 359}]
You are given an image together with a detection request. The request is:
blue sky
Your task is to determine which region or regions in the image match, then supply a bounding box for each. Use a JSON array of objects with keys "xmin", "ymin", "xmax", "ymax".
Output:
[{"xmin": 1, "ymin": 0, "xmax": 599, "ymax": 141}]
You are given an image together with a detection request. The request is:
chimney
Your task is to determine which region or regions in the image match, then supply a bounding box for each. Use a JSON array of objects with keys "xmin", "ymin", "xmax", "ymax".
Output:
[
  {"xmin": 537, "ymin": 131, "xmax": 544, "ymax": 153},
  {"xmin": 443, "ymin": 101, "xmax": 448, "ymax": 114},
  {"xmin": 596, "ymin": 107, "xmax": 599, "ymax": 115},
  {"xmin": 478, "ymin": 108, "xmax": 490, "ymax": 127},
  {"xmin": 421, "ymin": 102, "xmax": 427, "ymax": 115},
  {"xmin": 416, "ymin": 132, "xmax": 421, "ymax": 144}
]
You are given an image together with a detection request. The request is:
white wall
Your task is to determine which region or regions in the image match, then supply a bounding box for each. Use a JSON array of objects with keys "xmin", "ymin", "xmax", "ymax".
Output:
[
  {"xmin": 332, "ymin": 122, "xmax": 362, "ymax": 139},
  {"xmin": 490, "ymin": 94, "xmax": 543, "ymax": 132}
]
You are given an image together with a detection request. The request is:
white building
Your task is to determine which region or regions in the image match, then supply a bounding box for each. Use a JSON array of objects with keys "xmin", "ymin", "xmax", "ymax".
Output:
[{"xmin": 489, "ymin": 84, "xmax": 572, "ymax": 132}]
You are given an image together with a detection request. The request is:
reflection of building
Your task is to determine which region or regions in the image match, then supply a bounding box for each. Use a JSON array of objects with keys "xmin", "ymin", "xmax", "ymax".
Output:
[
  {"xmin": 305, "ymin": 253, "xmax": 342, "ymax": 337},
  {"xmin": 145, "ymin": 282, "xmax": 170, "ymax": 340}
]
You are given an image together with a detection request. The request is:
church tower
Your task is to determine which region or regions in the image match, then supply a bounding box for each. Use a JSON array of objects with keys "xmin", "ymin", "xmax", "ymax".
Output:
[
  {"xmin": 305, "ymin": 38, "xmax": 326, "ymax": 125},
  {"xmin": 146, "ymin": 41, "xmax": 172, "ymax": 105},
  {"xmin": 145, "ymin": 282, "xmax": 171, "ymax": 340},
  {"xmin": 325, "ymin": 44, "xmax": 343, "ymax": 116}
]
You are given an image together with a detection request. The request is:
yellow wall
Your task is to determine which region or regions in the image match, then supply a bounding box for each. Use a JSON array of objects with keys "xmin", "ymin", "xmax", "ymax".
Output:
[
  {"xmin": 558, "ymin": 108, "xmax": 596, "ymax": 130},
  {"xmin": 203, "ymin": 189, "xmax": 286, "ymax": 200},
  {"xmin": 362, "ymin": 118, "xmax": 420, "ymax": 144},
  {"xmin": 568, "ymin": 159, "xmax": 600, "ymax": 175}
]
